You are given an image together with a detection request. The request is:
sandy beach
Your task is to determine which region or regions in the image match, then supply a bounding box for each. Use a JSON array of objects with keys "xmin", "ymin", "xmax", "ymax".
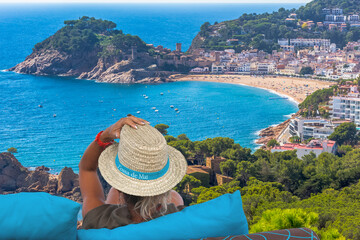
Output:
[{"xmin": 172, "ymin": 74, "xmax": 335, "ymax": 104}]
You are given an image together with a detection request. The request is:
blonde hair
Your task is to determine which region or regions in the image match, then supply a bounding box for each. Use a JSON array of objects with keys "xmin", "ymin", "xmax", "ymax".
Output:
[{"xmin": 123, "ymin": 191, "xmax": 171, "ymax": 221}]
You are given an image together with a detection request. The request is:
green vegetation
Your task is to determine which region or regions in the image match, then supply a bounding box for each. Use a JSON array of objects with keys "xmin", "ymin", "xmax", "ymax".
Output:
[
  {"xmin": 7, "ymin": 147, "xmax": 17, "ymax": 153},
  {"xmin": 191, "ymin": 0, "xmax": 360, "ymax": 52},
  {"xmin": 33, "ymin": 16, "xmax": 149, "ymax": 58},
  {"xmin": 250, "ymin": 208, "xmax": 319, "ymax": 233},
  {"xmin": 300, "ymin": 67, "xmax": 315, "ymax": 75},
  {"xmin": 165, "ymin": 123, "xmax": 360, "ymax": 238},
  {"xmin": 298, "ymin": 87, "xmax": 335, "ymax": 117},
  {"xmin": 337, "ymin": 145, "xmax": 354, "ymax": 156},
  {"xmin": 290, "ymin": 136, "xmax": 301, "ymax": 143},
  {"xmin": 267, "ymin": 139, "xmax": 280, "ymax": 148},
  {"xmin": 329, "ymin": 122, "xmax": 359, "ymax": 146},
  {"xmin": 155, "ymin": 124, "xmax": 169, "ymax": 135},
  {"xmin": 177, "ymin": 134, "xmax": 190, "ymax": 140}
]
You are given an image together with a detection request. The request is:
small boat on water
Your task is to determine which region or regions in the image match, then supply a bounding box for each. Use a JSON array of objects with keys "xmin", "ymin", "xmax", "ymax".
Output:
[
  {"xmin": 38, "ymin": 105, "xmax": 43, "ymax": 108},
  {"xmin": 175, "ymin": 108, "xmax": 179, "ymax": 111},
  {"xmin": 137, "ymin": 111, "xmax": 141, "ymax": 114},
  {"xmin": 53, "ymin": 114, "xmax": 57, "ymax": 117},
  {"xmin": 170, "ymin": 105, "xmax": 174, "ymax": 108},
  {"xmin": 152, "ymin": 107, "xmax": 156, "ymax": 110},
  {"xmin": 160, "ymin": 93, "xmax": 164, "ymax": 95},
  {"xmin": 155, "ymin": 110, "xmax": 159, "ymax": 112},
  {"xmin": 144, "ymin": 96, "xmax": 149, "ymax": 99}
]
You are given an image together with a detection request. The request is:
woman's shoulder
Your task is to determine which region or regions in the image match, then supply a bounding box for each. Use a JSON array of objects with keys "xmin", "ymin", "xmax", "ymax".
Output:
[
  {"xmin": 166, "ymin": 203, "xmax": 186, "ymax": 214},
  {"xmin": 82, "ymin": 203, "xmax": 186, "ymax": 230},
  {"xmin": 82, "ymin": 204, "xmax": 133, "ymax": 230}
]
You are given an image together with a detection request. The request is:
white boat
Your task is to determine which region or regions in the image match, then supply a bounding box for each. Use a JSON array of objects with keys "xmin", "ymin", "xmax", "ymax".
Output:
[
  {"xmin": 137, "ymin": 111, "xmax": 141, "ymax": 114},
  {"xmin": 155, "ymin": 110, "xmax": 159, "ymax": 112},
  {"xmin": 170, "ymin": 105, "xmax": 174, "ymax": 108},
  {"xmin": 53, "ymin": 114, "xmax": 57, "ymax": 117},
  {"xmin": 144, "ymin": 96, "xmax": 149, "ymax": 99},
  {"xmin": 160, "ymin": 93, "xmax": 164, "ymax": 95},
  {"xmin": 152, "ymin": 107, "xmax": 156, "ymax": 110}
]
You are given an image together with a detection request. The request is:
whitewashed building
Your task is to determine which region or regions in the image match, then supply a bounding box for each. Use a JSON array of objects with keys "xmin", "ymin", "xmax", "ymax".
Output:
[
  {"xmin": 289, "ymin": 117, "xmax": 335, "ymax": 140},
  {"xmin": 278, "ymin": 38, "xmax": 331, "ymax": 48},
  {"xmin": 271, "ymin": 140, "xmax": 337, "ymax": 158},
  {"xmin": 256, "ymin": 62, "xmax": 275, "ymax": 74},
  {"xmin": 211, "ymin": 63, "xmax": 226, "ymax": 73},
  {"xmin": 190, "ymin": 67, "xmax": 210, "ymax": 73},
  {"xmin": 330, "ymin": 86, "xmax": 360, "ymax": 126}
]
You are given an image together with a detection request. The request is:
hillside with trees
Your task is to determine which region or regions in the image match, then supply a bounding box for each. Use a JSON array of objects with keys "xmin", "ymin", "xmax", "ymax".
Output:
[
  {"xmin": 34, "ymin": 16, "xmax": 149, "ymax": 58},
  {"xmin": 160, "ymin": 124, "xmax": 360, "ymax": 239},
  {"xmin": 189, "ymin": 0, "xmax": 360, "ymax": 53}
]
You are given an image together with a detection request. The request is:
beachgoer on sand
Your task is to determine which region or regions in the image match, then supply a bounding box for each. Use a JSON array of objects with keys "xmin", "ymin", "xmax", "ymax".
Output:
[{"xmin": 79, "ymin": 115, "xmax": 187, "ymax": 229}]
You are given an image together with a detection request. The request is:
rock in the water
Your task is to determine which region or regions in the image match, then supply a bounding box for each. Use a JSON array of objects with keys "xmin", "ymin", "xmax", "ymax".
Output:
[
  {"xmin": 0, "ymin": 153, "xmax": 29, "ymax": 191},
  {"xmin": 36, "ymin": 166, "xmax": 50, "ymax": 172},
  {"xmin": 57, "ymin": 167, "xmax": 78, "ymax": 194},
  {"xmin": 0, "ymin": 153, "xmax": 82, "ymax": 202},
  {"xmin": 8, "ymin": 50, "xmax": 98, "ymax": 77}
]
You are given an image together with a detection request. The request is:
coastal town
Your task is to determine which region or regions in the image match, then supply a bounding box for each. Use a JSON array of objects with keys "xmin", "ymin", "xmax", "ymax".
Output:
[
  {"xmin": 155, "ymin": 8, "xmax": 360, "ymax": 186},
  {"xmin": 150, "ymin": 7, "xmax": 360, "ymax": 81}
]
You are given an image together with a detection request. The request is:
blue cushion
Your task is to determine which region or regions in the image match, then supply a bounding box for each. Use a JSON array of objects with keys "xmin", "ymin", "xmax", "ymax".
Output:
[
  {"xmin": 77, "ymin": 190, "xmax": 248, "ymax": 240},
  {"xmin": 0, "ymin": 192, "xmax": 80, "ymax": 240}
]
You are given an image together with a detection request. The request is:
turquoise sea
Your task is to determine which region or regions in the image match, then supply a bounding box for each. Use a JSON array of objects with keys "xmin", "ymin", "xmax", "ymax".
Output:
[{"xmin": 0, "ymin": 3, "xmax": 300, "ymax": 173}]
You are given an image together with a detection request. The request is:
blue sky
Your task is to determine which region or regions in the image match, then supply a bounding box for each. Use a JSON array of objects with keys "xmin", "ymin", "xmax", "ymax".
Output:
[{"xmin": 0, "ymin": 0, "xmax": 311, "ymax": 3}]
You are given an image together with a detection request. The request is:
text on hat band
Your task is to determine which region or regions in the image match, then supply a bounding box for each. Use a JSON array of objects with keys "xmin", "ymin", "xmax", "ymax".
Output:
[{"xmin": 115, "ymin": 156, "xmax": 170, "ymax": 180}]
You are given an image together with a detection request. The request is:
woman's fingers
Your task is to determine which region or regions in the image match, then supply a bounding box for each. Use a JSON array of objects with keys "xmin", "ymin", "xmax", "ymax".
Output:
[
  {"xmin": 112, "ymin": 116, "xmax": 150, "ymax": 135},
  {"xmin": 131, "ymin": 117, "xmax": 146, "ymax": 125},
  {"xmin": 128, "ymin": 116, "xmax": 149, "ymax": 125},
  {"xmin": 137, "ymin": 117, "xmax": 150, "ymax": 124},
  {"xmin": 124, "ymin": 118, "xmax": 138, "ymax": 129},
  {"xmin": 115, "ymin": 131, "xmax": 120, "ymax": 139}
]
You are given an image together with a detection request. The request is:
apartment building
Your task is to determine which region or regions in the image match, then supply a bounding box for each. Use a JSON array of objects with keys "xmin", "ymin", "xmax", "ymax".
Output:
[
  {"xmin": 330, "ymin": 86, "xmax": 360, "ymax": 127},
  {"xmin": 289, "ymin": 117, "xmax": 335, "ymax": 140},
  {"xmin": 278, "ymin": 38, "xmax": 331, "ymax": 48}
]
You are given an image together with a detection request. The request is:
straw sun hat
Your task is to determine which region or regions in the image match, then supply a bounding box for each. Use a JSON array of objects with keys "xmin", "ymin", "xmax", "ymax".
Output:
[{"xmin": 98, "ymin": 123, "xmax": 188, "ymax": 197}]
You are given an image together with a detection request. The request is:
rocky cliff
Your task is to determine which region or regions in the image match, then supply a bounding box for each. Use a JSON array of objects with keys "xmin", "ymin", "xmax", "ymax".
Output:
[
  {"xmin": 8, "ymin": 49, "xmax": 171, "ymax": 84},
  {"xmin": 255, "ymin": 119, "xmax": 291, "ymax": 146},
  {"xmin": 0, "ymin": 152, "xmax": 110, "ymax": 202}
]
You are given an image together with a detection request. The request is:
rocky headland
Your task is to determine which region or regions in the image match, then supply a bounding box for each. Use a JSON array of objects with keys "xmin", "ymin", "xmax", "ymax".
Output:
[
  {"xmin": 255, "ymin": 119, "xmax": 291, "ymax": 146},
  {"xmin": 0, "ymin": 152, "xmax": 110, "ymax": 202},
  {"xmin": 7, "ymin": 17, "xmax": 172, "ymax": 84},
  {"xmin": 8, "ymin": 49, "xmax": 171, "ymax": 84}
]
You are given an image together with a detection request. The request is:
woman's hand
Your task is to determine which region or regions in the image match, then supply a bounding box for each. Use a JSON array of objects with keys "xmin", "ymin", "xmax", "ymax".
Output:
[{"xmin": 100, "ymin": 115, "xmax": 150, "ymax": 142}]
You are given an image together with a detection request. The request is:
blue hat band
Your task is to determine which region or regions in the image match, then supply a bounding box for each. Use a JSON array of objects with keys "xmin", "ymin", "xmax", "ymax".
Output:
[{"xmin": 116, "ymin": 156, "xmax": 170, "ymax": 181}]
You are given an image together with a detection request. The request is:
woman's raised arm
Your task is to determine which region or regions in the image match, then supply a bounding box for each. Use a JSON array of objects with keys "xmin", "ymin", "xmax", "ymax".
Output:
[{"xmin": 79, "ymin": 116, "xmax": 148, "ymax": 217}]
